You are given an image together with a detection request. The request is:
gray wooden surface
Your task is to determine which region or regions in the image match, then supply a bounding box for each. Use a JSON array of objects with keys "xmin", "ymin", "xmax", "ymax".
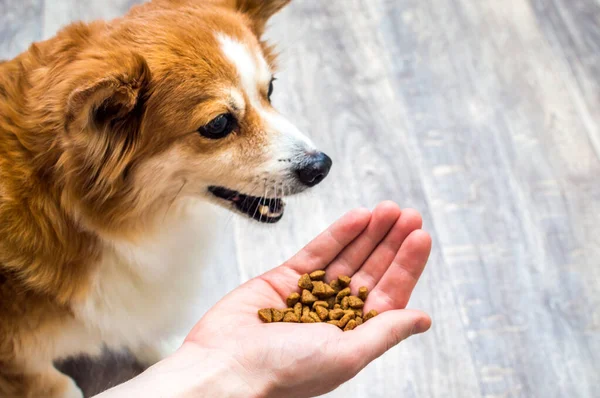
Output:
[{"xmin": 2, "ymin": 0, "xmax": 599, "ymax": 397}]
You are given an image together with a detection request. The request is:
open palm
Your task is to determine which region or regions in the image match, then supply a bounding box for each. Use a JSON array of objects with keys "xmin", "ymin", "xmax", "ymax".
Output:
[{"xmin": 186, "ymin": 202, "xmax": 432, "ymax": 398}]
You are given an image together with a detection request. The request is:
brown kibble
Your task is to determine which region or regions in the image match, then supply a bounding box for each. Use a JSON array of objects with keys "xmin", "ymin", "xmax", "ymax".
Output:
[
  {"xmin": 338, "ymin": 275, "xmax": 351, "ymax": 287},
  {"xmin": 326, "ymin": 296, "xmax": 337, "ymax": 309},
  {"xmin": 341, "ymin": 296, "xmax": 350, "ymax": 310},
  {"xmin": 259, "ymin": 273, "xmax": 372, "ymax": 331},
  {"xmin": 309, "ymin": 312, "xmax": 321, "ymax": 323},
  {"xmin": 283, "ymin": 312, "xmax": 299, "ymax": 323},
  {"xmin": 272, "ymin": 309, "xmax": 284, "ymax": 322},
  {"xmin": 312, "ymin": 301, "xmax": 329, "ymax": 310},
  {"xmin": 302, "ymin": 306, "xmax": 310, "ymax": 318},
  {"xmin": 344, "ymin": 319, "xmax": 358, "ymax": 331},
  {"xmin": 316, "ymin": 306, "xmax": 329, "ymax": 321},
  {"xmin": 301, "ymin": 289, "xmax": 318, "ymax": 305},
  {"xmin": 312, "ymin": 281, "xmax": 326, "ymax": 297},
  {"xmin": 329, "ymin": 279, "xmax": 341, "ymax": 293},
  {"xmin": 358, "ymin": 286, "xmax": 369, "ymax": 301},
  {"xmin": 329, "ymin": 308, "xmax": 345, "ymax": 320},
  {"xmin": 301, "ymin": 315, "xmax": 316, "ymax": 323},
  {"xmin": 348, "ymin": 296, "xmax": 364, "ymax": 309},
  {"xmin": 309, "ymin": 270, "xmax": 326, "ymax": 281},
  {"xmin": 322, "ymin": 283, "xmax": 336, "ymax": 298},
  {"xmin": 294, "ymin": 302, "xmax": 302, "ymax": 318},
  {"xmin": 338, "ymin": 313, "xmax": 354, "ymax": 328},
  {"xmin": 336, "ymin": 287, "xmax": 351, "ymax": 302},
  {"xmin": 364, "ymin": 309, "xmax": 378, "ymax": 321},
  {"xmin": 286, "ymin": 292, "xmax": 300, "ymax": 307},
  {"xmin": 298, "ymin": 274, "xmax": 313, "ymax": 290},
  {"xmin": 258, "ymin": 309, "xmax": 272, "ymax": 323}
]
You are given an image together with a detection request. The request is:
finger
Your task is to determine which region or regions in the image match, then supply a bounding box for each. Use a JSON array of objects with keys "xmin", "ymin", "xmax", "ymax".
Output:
[
  {"xmin": 262, "ymin": 208, "xmax": 371, "ymax": 296},
  {"xmin": 365, "ymin": 230, "xmax": 432, "ymax": 312},
  {"xmin": 325, "ymin": 201, "xmax": 401, "ymax": 281},
  {"xmin": 341, "ymin": 309, "xmax": 431, "ymax": 369},
  {"xmin": 349, "ymin": 208, "xmax": 423, "ymax": 292}
]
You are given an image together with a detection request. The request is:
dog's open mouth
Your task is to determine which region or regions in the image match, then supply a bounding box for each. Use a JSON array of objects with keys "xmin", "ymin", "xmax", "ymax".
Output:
[{"xmin": 208, "ymin": 186, "xmax": 285, "ymax": 223}]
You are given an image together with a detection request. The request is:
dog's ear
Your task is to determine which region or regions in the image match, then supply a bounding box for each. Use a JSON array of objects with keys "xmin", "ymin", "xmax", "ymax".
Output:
[
  {"xmin": 63, "ymin": 52, "xmax": 151, "ymax": 203},
  {"xmin": 222, "ymin": 0, "xmax": 291, "ymax": 37},
  {"xmin": 65, "ymin": 52, "xmax": 150, "ymax": 134}
]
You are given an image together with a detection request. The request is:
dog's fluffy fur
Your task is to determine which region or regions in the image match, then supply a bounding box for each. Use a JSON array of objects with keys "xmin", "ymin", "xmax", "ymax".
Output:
[{"xmin": 0, "ymin": 1, "xmax": 330, "ymax": 396}]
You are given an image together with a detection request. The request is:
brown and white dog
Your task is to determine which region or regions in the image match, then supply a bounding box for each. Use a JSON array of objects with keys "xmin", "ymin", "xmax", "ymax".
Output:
[{"xmin": 0, "ymin": 1, "xmax": 331, "ymax": 396}]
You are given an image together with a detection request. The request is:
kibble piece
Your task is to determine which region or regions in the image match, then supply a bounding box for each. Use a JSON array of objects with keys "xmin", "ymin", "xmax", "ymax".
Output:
[
  {"xmin": 301, "ymin": 289, "xmax": 318, "ymax": 305},
  {"xmin": 294, "ymin": 302, "xmax": 303, "ymax": 318},
  {"xmin": 355, "ymin": 309, "xmax": 363, "ymax": 318},
  {"xmin": 322, "ymin": 284, "xmax": 336, "ymax": 298},
  {"xmin": 358, "ymin": 286, "xmax": 369, "ymax": 301},
  {"xmin": 364, "ymin": 309, "xmax": 378, "ymax": 321},
  {"xmin": 338, "ymin": 313, "xmax": 354, "ymax": 328},
  {"xmin": 282, "ymin": 308, "xmax": 294, "ymax": 314},
  {"xmin": 312, "ymin": 281, "xmax": 326, "ymax": 297},
  {"xmin": 344, "ymin": 319, "xmax": 358, "ymax": 331},
  {"xmin": 327, "ymin": 320, "xmax": 340, "ymax": 327},
  {"xmin": 298, "ymin": 274, "xmax": 313, "ymax": 290},
  {"xmin": 309, "ymin": 312, "xmax": 321, "ymax": 323},
  {"xmin": 258, "ymin": 309, "xmax": 272, "ymax": 323},
  {"xmin": 356, "ymin": 317, "xmax": 363, "ymax": 326},
  {"xmin": 334, "ymin": 303, "xmax": 341, "ymax": 310},
  {"xmin": 312, "ymin": 300, "xmax": 329, "ymax": 310},
  {"xmin": 301, "ymin": 314, "xmax": 316, "ymax": 323},
  {"xmin": 329, "ymin": 279, "xmax": 341, "ymax": 293},
  {"xmin": 286, "ymin": 292, "xmax": 300, "ymax": 307},
  {"xmin": 348, "ymin": 296, "xmax": 364, "ymax": 309},
  {"xmin": 329, "ymin": 308, "xmax": 345, "ymax": 320},
  {"xmin": 283, "ymin": 312, "xmax": 299, "ymax": 323},
  {"xmin": 302, "ymin": 306, "xmax": 310, "ymax": 318},
  {"xmin": 341, "ymin": 296, "xmax": 350, "ymax": 310},
  {"xmin": 316, "ymin": 306, "xmax": 329, "ymax": 321},
  {"xmin": 338, "ymin": 275, "xmax": 351, "ymax": 287},
  {"xmin": 272, "ymin": 309, "xmax": 284, "ymax": 322},
  {"xmin": 336, "ymin": 287, "xmax": 351, "ymax": 302},
  {"xmin": 326, "ymin": 296, "xmax": 337, "ymax": 309},
  {"xmin": 343, "ymin": 310, "xmax": 356, "ymax": 319},
  {"xmin": 309, "ymin": 270, "xmax": 326, "ymax": 281}
]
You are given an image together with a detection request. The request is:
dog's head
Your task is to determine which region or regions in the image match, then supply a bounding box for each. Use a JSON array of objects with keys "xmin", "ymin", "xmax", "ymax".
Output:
[{"xmin": 58, "ymin": 0, "xmax": 330, "ymax": 231}]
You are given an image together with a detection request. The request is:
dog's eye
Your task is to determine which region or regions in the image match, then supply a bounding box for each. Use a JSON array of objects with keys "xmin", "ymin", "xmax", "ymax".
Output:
[
  {"xmin": 199, "ymin": 114, "xmax": 236, "ymax": 139},
  {"xmin": 268, "ymin": 77, "xmax": 276, "ymax": 102}
]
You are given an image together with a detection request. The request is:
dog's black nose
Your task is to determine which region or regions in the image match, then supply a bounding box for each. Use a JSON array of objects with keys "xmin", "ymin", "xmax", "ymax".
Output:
[{"xmin": 296, "ymin": 152, "xmax": 332, "ymax": 187}]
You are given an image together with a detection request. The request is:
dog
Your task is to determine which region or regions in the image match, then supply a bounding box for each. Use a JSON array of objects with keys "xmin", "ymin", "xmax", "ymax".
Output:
[{"xmin": 0, "ymin": 0, "xmax": 332, "ymax": 396}]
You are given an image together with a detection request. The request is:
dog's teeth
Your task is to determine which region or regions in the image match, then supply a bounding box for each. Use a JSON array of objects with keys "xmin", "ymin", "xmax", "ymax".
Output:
[
  {"xmin": 259, "ymin": 205, "xmax": 270, "ymax": 215},
  {"xmin": 267, "ymin": 209, "xmax": 283, "ymax": 218}
]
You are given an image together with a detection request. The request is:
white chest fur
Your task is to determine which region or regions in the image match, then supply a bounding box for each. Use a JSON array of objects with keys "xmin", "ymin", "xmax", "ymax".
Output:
[{"xmin": 73, "ymin": 200, "xmax": 223, "ymax": 352}]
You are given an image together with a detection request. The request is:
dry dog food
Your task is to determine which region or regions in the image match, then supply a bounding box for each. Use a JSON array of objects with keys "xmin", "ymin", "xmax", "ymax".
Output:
[{"xmin": 258, "ymin": 272, "xmax": 378, "ymax": 331}]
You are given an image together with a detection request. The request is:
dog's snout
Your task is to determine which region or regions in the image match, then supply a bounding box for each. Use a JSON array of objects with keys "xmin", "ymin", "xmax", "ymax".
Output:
[{"xmin": 295, "ymin": 152, "xmax": 332, "ymax": 187}]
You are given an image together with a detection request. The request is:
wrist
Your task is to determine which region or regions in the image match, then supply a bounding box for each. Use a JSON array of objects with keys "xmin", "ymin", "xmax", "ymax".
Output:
[{"xmin": 95, "ymin": 342, "xmax": 273, "ymax": 398}]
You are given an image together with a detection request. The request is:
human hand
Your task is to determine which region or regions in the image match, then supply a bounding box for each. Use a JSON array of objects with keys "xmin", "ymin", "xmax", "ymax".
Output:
[{"xmin": 182, "ymin": 201, "xmax": 432, "ymax": 397}]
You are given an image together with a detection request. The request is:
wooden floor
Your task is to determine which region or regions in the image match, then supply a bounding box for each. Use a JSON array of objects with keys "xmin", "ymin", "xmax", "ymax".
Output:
[{"xmin": 2, "ymin": 0, "xmax": 599, "ymax": 397}]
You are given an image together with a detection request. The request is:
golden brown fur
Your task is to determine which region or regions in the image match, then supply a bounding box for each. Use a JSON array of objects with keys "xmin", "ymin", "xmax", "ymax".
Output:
[{"xmin": 0, "ymin": 1, "xmax": 293, "ymax": 396}]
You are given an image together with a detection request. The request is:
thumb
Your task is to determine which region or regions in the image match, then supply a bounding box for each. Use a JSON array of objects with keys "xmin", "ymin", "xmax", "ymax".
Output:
[{"xmin": 342, "ymin": 309, "xmax": 431, "ymax": 364}]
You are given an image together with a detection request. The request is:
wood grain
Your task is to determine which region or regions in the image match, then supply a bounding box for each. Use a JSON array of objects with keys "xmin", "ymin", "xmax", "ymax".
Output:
[{"xmin": 1, "ymin": 0, "xmax": 598, "ymax": 397}]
